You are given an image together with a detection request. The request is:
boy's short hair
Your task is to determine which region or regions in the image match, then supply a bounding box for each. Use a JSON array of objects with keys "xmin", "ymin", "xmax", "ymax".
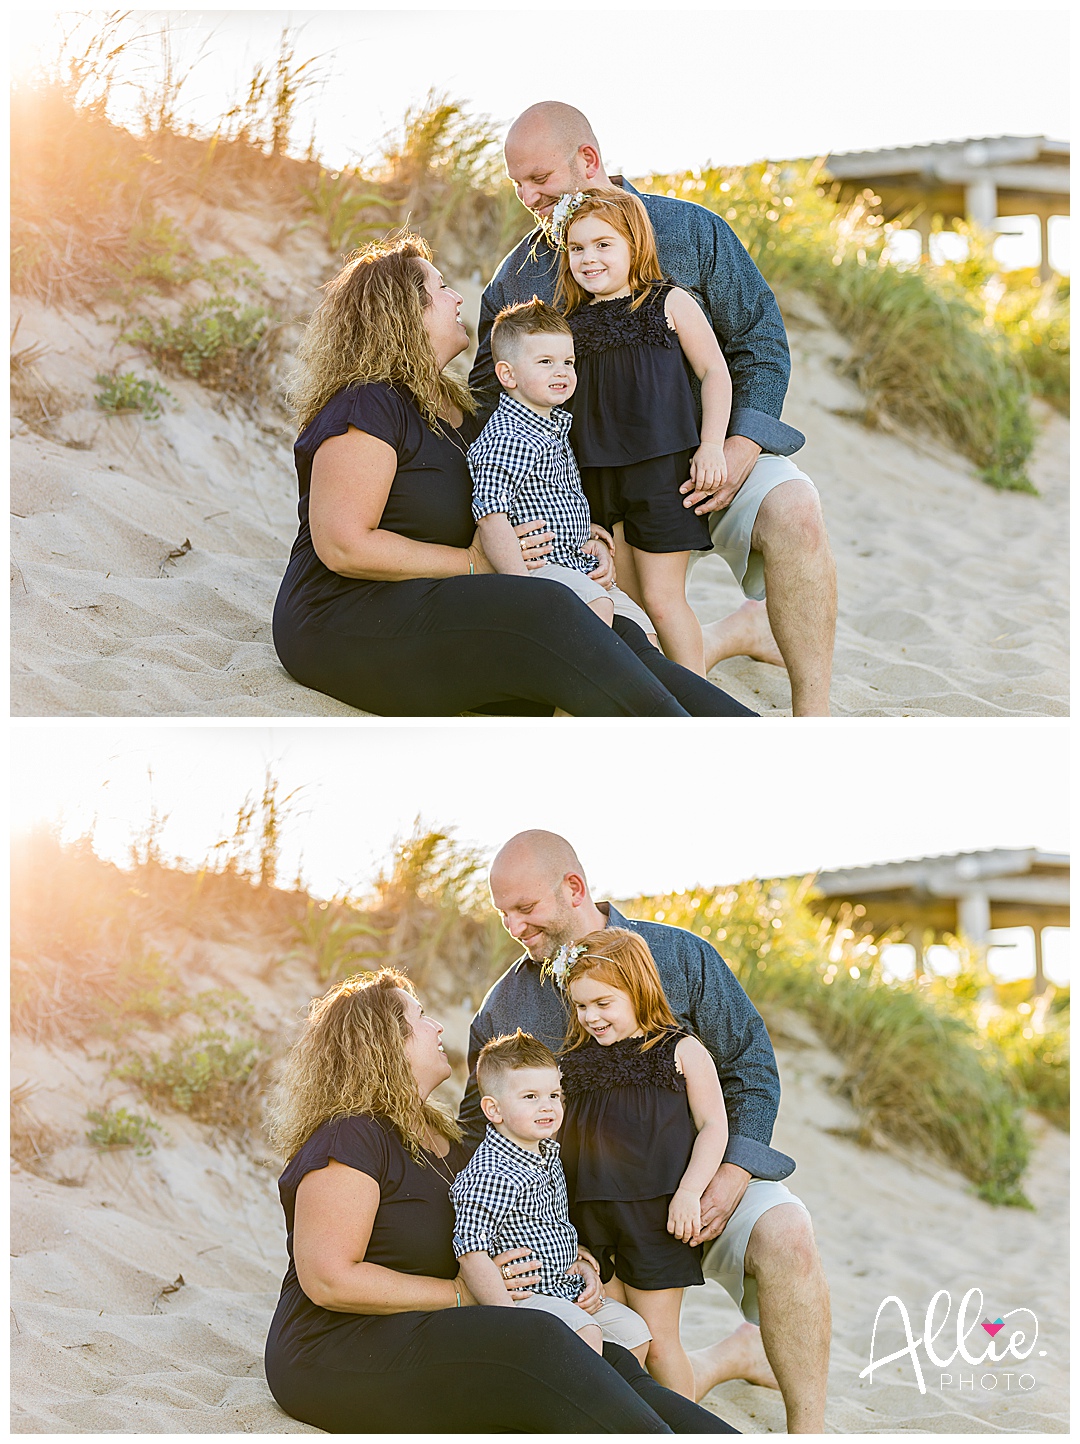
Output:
[
  {"xmin": 476, "ymin": 1029, "xmax": 559, "ymax": 1097},
  {"xmin": 490, "ymin": 297, "xmax": 573, "ymax": 367}
]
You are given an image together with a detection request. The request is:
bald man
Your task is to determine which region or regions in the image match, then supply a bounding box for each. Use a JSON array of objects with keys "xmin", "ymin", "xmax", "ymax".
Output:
[
  {"xmin": 468, "ymin": 102, "xmax": 836, "ymax": 716},
  {"xmin": 459, "ymin": 831, "xmax": 830, "ymax": 1432}
]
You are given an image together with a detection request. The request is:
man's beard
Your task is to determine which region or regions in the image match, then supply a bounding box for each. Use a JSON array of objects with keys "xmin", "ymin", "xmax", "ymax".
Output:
[{"xmin": 522, "ymin": 916, "xmax": 578, "ymax": 963}]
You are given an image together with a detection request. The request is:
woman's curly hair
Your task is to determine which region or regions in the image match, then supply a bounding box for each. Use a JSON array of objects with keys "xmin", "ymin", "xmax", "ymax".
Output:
[
  {"xmin": 288, "ymin": 233, "xmax": 474, "ymax": 433},
  {"xmin": 265, "ymin": 968, "xmax": 460, "ymax": 1162}
]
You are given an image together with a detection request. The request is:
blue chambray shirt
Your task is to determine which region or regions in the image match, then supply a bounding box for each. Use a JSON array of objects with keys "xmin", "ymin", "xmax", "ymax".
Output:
[
  {"xmin": 469, "ymin": 179, "xmax": 805, "ymax": 457},
  {"xmin": 459, "ymin": 903, "xmax": 796, "ymax": 1181}
]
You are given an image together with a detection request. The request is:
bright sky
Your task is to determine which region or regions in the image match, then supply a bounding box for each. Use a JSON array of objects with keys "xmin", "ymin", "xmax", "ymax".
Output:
[
  {"xmin": 11, "ymin": 721, "xmax": 1069, "ymax": 981},
  {"xmin": 11, "ymin": 8, "xmax": 1070, "ymax": 268},
  {"xmin": 11, "ymin": 7, "xmax": 1070, "ymax": 172}
]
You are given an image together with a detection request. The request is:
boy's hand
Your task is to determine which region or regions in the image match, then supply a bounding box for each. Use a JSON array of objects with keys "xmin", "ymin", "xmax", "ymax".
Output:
[
  {"xmin": 567, "ymin": 1256, "xmax": 604, "ymax": 1313},
  {"xmin": 581, "ymin": 538, "xmax": 616, "ymax": 588},
  {"xmin": 667, "ymin": 1187, "xmax": 703, "ymax": 1243},
  {"xmin": 687, "ymin": 442, "xmax": 728, "ymax": 497}
]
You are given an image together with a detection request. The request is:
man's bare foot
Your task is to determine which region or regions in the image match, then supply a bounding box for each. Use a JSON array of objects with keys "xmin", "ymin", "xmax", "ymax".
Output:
[
  {"xmin": 703, "ymin": 600, "xmax": 785, "ymax": 671},
  {"xmin": 690, "ymin": 1321, "xmax": 781, "ymax": 1401}
]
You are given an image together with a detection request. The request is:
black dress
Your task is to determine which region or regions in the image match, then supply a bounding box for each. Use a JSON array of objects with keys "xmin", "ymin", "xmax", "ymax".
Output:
[
  {"xmin": 559, "ymin": 1031, "xmax": 705, "ymax": 1292},
  {"xmin": 263, "ymin": 1113, "xmax": 738, "ymax": 1434},
  {"xmin": 566, "ymin": 285, "xmax": 714, "ymax": 555},
  {"xmin": 270, "ymin": 381, "xmax": 755, "ymax": 717}
]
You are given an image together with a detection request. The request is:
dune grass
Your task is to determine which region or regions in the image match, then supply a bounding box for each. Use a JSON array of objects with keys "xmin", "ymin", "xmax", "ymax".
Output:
[
  {"xmin": 640, "ymin": 162, "xmax": 1050, "ymax": 490},
  {"xmin": 623, "ymin": 879, "xmax": 1046, "ymax": 1206}
]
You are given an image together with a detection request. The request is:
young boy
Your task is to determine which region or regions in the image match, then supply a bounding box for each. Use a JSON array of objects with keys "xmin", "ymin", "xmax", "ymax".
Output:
[
  {"xmin": 450, "ymin": 1030, "xmax": 651, "ymax": 1358},
  {"xmin": 467, "ymin": 299, "xmax": 658, "ymax": 642}
]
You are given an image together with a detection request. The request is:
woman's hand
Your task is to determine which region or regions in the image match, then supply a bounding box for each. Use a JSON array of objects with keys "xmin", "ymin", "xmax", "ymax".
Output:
[
  {"xmin": 491, "ymin": 1246, "xmax": 542, "ymax": 1300},
  {"xmin": 513, "ymin": 518, "xmax": 555, "ymax": 571},
  {"xmin": 467, "ymin": 532, "xmax": 497, "ymax": 575},
  {"xmin": 567, "ymin": 1255, "xmax": 605, "ymax": 1315},
  {"xmin": 667, "ymin": 1186, "xmax": 703, "ymax": 1244},
  {"xmin": 453, "ymin": 1272, "xmax": 478, "ymax": 1307}
]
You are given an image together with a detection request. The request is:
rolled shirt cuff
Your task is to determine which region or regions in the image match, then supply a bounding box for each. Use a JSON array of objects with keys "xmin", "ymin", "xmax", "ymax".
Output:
[
  {"xmin": 728, "ymin": 406, "xmax": 805, "ymax": 457},
  {"xmin": 722, "ymin": 1133, "xmax": 796, "ymax": 1180}
]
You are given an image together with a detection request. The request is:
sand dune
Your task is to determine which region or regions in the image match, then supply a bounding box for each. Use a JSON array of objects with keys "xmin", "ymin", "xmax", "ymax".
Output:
[
  {"xmin": 10, "ymin": 210, "xmax": 1069, "ymax": 717},
  {"xmin": 10, "ymin": 935, "xmax": 1068, "ymax": 1434}
]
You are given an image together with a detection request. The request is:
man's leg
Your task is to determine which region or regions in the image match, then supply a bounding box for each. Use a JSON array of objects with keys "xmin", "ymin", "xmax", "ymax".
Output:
[
  {"xmin": 750, "ymin": 479, "xmax": 836, "ymax": 716},
  {"xmin": 688, "ymin": 1320, "xmax": 780, "ymax": 1401},
  {"xmin": 742, "ymin": 1203, "xmax": 831, "ymax": 1433}
]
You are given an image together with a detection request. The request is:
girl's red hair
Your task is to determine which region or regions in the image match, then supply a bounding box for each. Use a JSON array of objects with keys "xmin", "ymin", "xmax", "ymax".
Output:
[
  {"xmin": 554, "ymin": 188, "xmax": 665, "ymax": 315},
  {"xmin": 562, "ymin": 927, "xmax": 680, "ymax": 1052}
]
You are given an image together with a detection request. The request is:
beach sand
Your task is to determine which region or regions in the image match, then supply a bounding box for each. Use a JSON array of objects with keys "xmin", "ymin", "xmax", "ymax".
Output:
[
  {"xmin": 10, "ymin": 937, "xmax": 1069, "ymax": 1434},
  {"xmin": 9, "ymin": 210, "xmax": 1069, "ymax": 718}
]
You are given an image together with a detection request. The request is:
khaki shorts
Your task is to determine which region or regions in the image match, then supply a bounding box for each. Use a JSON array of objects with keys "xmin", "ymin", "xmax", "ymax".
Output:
[
  {"xmin": 700, "ymin": 1179, "xmax": 810, "ymax": 1324},
  {"xmin": 517, "ymin": 1291, "xmax": 652, "ymax": 1350},
  {"xmin": 532, "ymin": 562, "xmax": 655, "ymax": 636},
  {"xmin": 690, "ymin": 453, "xmax": 816, "ymax": 601}
]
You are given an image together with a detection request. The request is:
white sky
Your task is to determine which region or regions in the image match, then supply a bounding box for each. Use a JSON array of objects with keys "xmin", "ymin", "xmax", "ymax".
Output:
[
  {"xmin": 11, "ymin": 7, "xmax": 1070, "ymax": 174},
  {"xmin": 10, "ymin": 721, "xmax": 1070, "ymax": 982}
]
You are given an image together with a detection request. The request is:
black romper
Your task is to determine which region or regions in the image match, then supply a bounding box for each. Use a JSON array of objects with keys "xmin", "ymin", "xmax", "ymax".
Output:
[
  {"xmin": 566, "ymin": 285, "xmax": 714, "ymax": 556},
  {"xmin": 263, "ymin": 1113, "xmax": 738, "ymax": 1434},
  {"xmin": 559, "ymin": 1030, "xmax": 706, "ymax": 1292},
  {"xmin": 271, "ymin": 381, "xmax": 755, "ymax": 717}
]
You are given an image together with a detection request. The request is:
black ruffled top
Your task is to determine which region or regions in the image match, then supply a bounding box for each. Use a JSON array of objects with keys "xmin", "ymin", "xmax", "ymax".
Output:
[
  {"xmin": 558, "ymin": 1030, "xmax": 697, "ymax": 1203},
  {"xmin": 565, "ymin": 283, "xmax": 701, "ymax": 468}
]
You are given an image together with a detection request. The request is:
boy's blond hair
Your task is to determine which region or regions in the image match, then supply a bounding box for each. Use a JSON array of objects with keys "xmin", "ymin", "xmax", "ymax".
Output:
[
  {"xmin": 491, "ymin": 297, "xmax": 573, "ymax": 367},
  {"xmin": 476, "ymin": 1029, "xmax": 560, "ymax": 1097}
]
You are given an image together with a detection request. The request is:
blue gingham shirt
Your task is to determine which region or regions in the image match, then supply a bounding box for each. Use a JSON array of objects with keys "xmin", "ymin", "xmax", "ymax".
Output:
[
  {"xmin": 451, "ymin": 1124, "xmax": 583, "ymax": 1303},
  {"xmin": 468, "ymin": 394, "xmax": 596, "ymax": 576}
]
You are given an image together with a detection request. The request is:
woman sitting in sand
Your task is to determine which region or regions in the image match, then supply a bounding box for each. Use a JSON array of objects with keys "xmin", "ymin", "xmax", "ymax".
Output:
[
  {"xmin": 263, "ymin": 969, "xmax": 738, "ymax": 1433},
  {"xmin": 271, "ymin": 234, "xmax": 752, "ymax": 717}
]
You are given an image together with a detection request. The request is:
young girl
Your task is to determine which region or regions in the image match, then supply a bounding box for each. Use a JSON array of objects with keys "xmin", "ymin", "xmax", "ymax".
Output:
[
  {"xmin": 554, "ymin": 188, "xmax": 733, "ymax": 676},
  {"xmin": 558, "ymin": 928, "xmax": 729, "ymax": 1400}
]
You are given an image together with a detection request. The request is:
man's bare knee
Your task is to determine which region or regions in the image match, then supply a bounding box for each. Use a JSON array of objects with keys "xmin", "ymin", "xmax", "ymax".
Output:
[
  {"xmin": 744, "ymin": 1204, "xmax": 820, "ymax": 1279},
  {"xmin": 753, "ymin": 479, "xmax": 829, "ymax": 555}
]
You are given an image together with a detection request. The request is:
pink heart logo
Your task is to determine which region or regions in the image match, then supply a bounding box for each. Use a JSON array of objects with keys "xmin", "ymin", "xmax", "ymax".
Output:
[{"xmin": 982, "ymin": 1318, "xmax": 1005, "ymax": 1337}]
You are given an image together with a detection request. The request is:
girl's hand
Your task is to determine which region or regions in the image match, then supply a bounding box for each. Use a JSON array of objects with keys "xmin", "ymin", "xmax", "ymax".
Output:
[
  {"xmin": 491, "ymin": 1246, "xmax": 542, "ymax": 1299},
  {"xmin": 688, "ymin": 442, "xmax": 728, "ymax": 496},
  {"xmin": 513, "ymin": 518, "xmax": 555, "ymax": 571},
  {"xmin": 667, "ymin": 1187, "xmax": 703, "ymax": 1243}
]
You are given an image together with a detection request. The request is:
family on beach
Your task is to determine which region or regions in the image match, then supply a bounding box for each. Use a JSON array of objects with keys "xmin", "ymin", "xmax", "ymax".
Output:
[
  {"xmin": 263, "ymin": 830, "xmax": 831, "ymax": 1433},
  {"xmin": 272, "ymin": 102, "xmax": 837, "ymax": 717}
]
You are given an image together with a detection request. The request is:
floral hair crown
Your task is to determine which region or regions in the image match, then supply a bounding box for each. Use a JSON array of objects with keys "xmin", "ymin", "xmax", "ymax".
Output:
[
  {"xmin": 548, "ymin": 192, "xmax": 586, "ymax": 251},
  {"xmin": 543, "ymin": 940, "xmax": 604, "ymax": 987}
]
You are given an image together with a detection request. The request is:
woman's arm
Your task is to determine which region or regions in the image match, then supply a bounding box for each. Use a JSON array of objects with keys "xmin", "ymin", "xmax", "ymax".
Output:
[
  {"xmin": 477, "ymin": 514, "xmax": 530, "ymax": 576},
  {"xmin": 665, "ymin": 288, "xmax": 734, "ymax": 499},
  {"xmin": 293, "ymin": 1160, "xmax": 471, "ymax": 1313},
  {"xmin": 308, "ymin": 427, "xmax": 491, "ymax": 580},
  {"xmin": 668, "ymin": 1036, "xmax": 730, "ymax": 1243},
  {"xmin": 457, "ymin": 1250, "xmax": 517, "ymax": 1306}
]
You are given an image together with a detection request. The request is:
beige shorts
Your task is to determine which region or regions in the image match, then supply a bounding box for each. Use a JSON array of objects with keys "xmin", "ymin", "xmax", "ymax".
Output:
[
  {"xmin": 700, "ymin": 1179, "xmax": 810, "ymax": 1324},
  {"xmin": 690, "ymin": 453, "xmax": 816, "ymax": 601},
  {"xmin": 517, "ymin": 1291, "xmax": 652, "ymax": 1350},
  {"xmin": 532, "ymin": 562, "xmax": 655, "ymax": 636}
]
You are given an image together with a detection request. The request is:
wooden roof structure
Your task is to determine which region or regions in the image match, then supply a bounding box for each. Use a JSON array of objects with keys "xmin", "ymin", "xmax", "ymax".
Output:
[
  {"xmin": 811, "ymin": 849, "xmax": 1069, "ymax": 989},
  {"xmin": 824, "ymin": 136, "xmax": 1069, "ymax": 277}
]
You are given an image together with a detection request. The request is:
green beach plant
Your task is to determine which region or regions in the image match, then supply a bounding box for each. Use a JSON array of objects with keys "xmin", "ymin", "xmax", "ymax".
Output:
[
  {"xmin": 86, "ymin": 1105, "xmax": 162, "ymax": 1155},
  {"xmin": 94, "ymin": 370, "xmax": 174, "ymax": 418},
  {"xmin": 112, "ymin": 1027, "xmax": 267, "ymax": 1129}
]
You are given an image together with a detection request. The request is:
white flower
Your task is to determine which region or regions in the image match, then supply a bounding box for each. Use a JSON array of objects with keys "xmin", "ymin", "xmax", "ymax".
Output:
[
  {"xmin": 549, "ymin": 192, "xmax": 586, "ymax": 251},
  {"xmin": 547, "ymin": 940, "xmax": 588, "ymax": 985}
]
